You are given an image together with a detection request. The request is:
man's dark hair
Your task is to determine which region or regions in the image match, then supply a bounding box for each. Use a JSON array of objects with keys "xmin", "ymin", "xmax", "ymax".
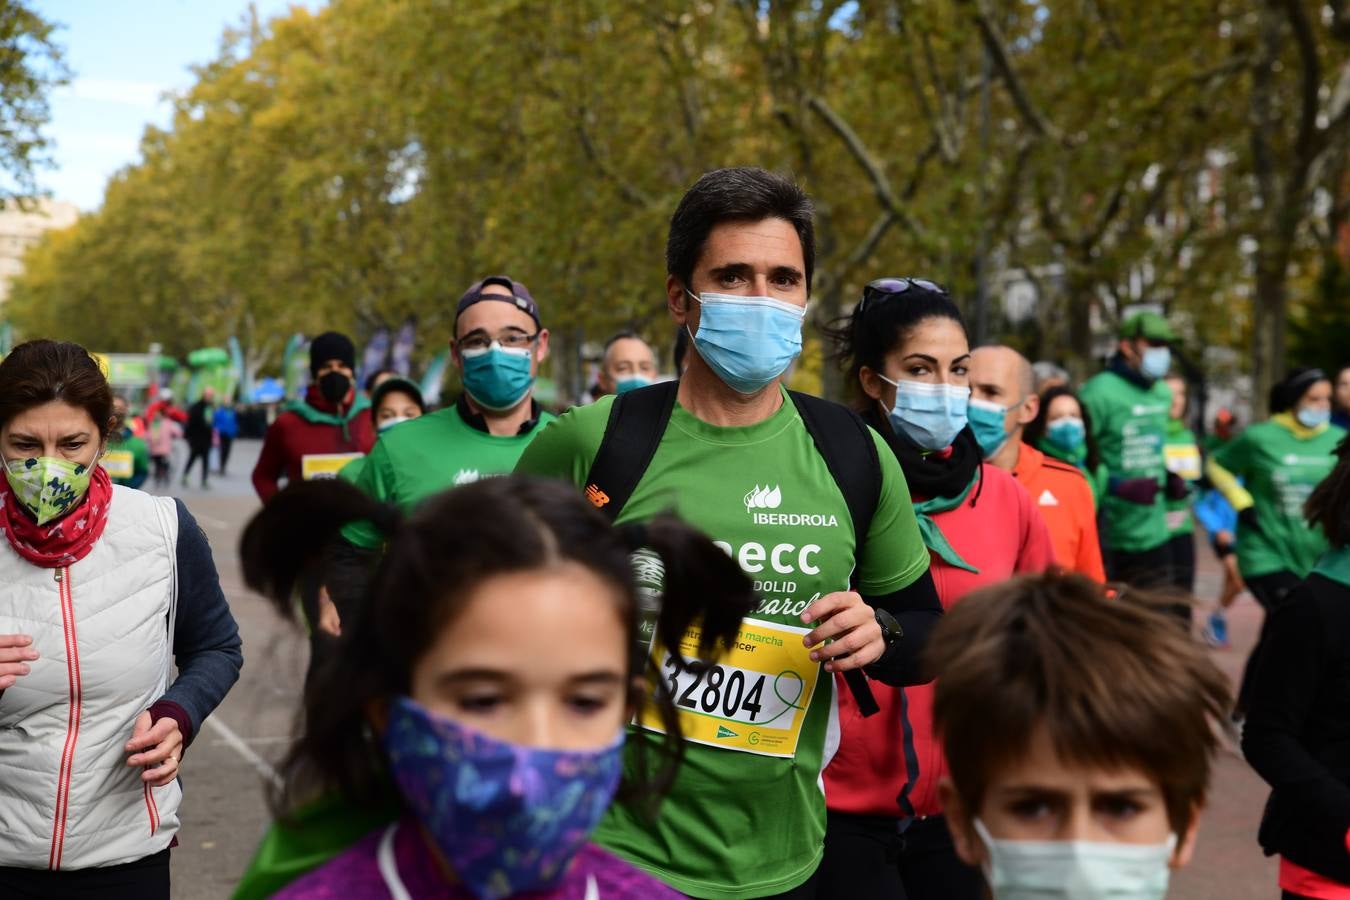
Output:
[{"xmin": 666, "ymin": 167, "xmax": 815, "ymax": 293}]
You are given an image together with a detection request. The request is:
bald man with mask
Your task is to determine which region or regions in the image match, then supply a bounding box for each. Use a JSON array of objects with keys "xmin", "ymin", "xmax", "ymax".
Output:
[
  {"xmin": 970, "ymin": 346, "xmax": 1106, "ymax": 581},
  {"xmin": 595, "ymin": 331, "xmax": 659, "ymax": 398}
]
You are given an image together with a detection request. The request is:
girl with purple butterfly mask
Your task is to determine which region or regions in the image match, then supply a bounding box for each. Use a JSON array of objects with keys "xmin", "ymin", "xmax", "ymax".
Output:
[{"xmin": 237, "ymin": 476, "xmax": 757, "ymax": 899}]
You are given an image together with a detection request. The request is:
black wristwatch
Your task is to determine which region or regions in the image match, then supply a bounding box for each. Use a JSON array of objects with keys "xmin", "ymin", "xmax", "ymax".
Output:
[
  {"xmin": 874, "ymin": 608, "xmax": 904, "ymax": 647},
  {"xmin": 862, "ymin": 608, "xmax": 904, "ymax": 680}
]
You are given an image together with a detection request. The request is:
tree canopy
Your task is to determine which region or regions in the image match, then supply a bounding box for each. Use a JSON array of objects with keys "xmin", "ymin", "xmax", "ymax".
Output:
[
  {"xmin": 0, "ymin": 0, "xmax": 67, "ymax": 202},
  {"xmin": 8, "ymin": 0, "xmax": 1349, "ymax": 407}
]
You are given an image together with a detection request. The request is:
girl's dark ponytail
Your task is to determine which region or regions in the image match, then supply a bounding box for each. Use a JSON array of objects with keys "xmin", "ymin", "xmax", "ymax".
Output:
[
  {"xmin": 615, "ymin": 515, "xmax": 757, "ymax": 810},
  {"xmin": 642, "ymin": 516, "xmax": 757, "ymax": 665},
  {"xmin": 239, "ymin": 480, "xmax": 400, "ymax": 624}
]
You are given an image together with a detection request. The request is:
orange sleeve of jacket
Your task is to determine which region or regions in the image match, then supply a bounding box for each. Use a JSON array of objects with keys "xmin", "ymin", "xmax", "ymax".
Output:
[
  {"xmin": 1045, "ymin": 461, "xmax": 1106, "ymax": 582},
  {"xmin": 1068, "ymin": 473, "xmax": 1106, "ymax": 582}
]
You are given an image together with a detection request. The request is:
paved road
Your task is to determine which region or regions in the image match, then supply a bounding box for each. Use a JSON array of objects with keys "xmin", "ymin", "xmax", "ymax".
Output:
[
  {"xmin": 162, "ymin": 438, "xmax": 1278, "ymax": 898},
  {"xmin": 148, "ymin": 440, "xmax": 304, "ymax": 899}
]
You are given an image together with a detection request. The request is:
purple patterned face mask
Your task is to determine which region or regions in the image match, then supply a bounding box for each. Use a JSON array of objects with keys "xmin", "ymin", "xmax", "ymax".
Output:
[{"xmin": 381, "ymin": 696, "xmax": 624, "ymax": 899}]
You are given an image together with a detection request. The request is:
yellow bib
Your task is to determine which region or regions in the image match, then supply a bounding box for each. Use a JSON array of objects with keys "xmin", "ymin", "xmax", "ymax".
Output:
[{"xmin": 639, "ymin": 618, "xmax": 822, "ymax": 759}]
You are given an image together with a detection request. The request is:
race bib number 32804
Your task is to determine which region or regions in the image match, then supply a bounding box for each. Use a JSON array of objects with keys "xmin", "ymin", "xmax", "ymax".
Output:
[{"xmin": 638, "ymin": 618, "xmax": 821, "ymax": 759}]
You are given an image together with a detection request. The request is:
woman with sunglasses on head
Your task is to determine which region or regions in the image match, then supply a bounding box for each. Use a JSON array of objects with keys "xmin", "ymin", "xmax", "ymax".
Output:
[
  {"xmin": 818, "ymin": 279, "xmax": 1055, "ymax": 900},
  {"xmin": 236, "ymin": 475, "xmax": 758, "ymax": 899}
]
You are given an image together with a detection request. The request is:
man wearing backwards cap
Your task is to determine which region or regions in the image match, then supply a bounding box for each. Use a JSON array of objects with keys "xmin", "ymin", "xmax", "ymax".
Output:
[
  {"xmin": 252, "ymin": 331, "xmax": 377, "ymax": 502},
  {"xmin": 339, "ymin": 275, "xmax": 556, "ymax": 553},
  {"xmin": 1079, "ymin": 310, "xmax": 1191, "ymax": 594}
]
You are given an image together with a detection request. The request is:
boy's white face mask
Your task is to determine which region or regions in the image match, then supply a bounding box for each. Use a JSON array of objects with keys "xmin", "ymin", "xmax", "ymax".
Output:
[{"xmin": 974, "ymin": 819, "xmax": 1176, "ymax": 900}]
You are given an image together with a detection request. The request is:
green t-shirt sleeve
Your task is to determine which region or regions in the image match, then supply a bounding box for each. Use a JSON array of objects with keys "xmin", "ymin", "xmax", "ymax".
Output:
[
  {"xmin": 512, "ymin": 401, "xmax": 609, "ymax": 487},
  {"xmin": 340, "ymin": 440, "xmax": 394, "ymax": 550},
  {"xmin": 857, "ymin": 428, "xmax": 931, "ymax": 595},
  {"xmin": 337, "ymin": 456, "xmax": 365, "ymax": 486},
  {"xmin": 1213, "ymin": 430, "xmax": 1252, "ymax": 478}
]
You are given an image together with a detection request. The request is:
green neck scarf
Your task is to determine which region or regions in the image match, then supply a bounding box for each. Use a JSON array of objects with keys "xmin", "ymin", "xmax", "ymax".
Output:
[
  {"xmin": 286, "ymin": 394, "xmax": 371, "ymax": 441},
  {"xmin": 911, "ymin": 471, "xmax": 981, "ymax": 574},
  {"xmin": 1314, "ymin": 545, "xmax": 1350, "ymax": 590},
  {"xmin": 1038, "ymin": 437, "xmax": 1087, "ymax": 469}
]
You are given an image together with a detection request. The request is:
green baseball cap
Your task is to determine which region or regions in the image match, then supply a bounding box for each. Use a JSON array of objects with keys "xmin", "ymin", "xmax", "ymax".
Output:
[{"xmin": 1119, "ymin": 311, "xmax": 1177, "ymax": 343}]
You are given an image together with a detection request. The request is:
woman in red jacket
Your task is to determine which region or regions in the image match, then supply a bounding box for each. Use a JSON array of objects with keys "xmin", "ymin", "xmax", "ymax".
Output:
[{"xmin": 819, "ymin": 278, "xmax": 1055, "ymax": 899}]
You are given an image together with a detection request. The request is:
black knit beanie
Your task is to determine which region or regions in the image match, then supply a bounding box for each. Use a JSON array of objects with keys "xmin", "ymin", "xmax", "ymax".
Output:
[{"xmin": 310, "ymin": 332, "xmax": 356, "ymax": 375}]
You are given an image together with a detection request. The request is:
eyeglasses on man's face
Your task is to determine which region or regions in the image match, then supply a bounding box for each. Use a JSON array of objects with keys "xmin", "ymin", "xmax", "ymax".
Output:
[{"xmin": 457, "ymin": 330, "xmax": 540, "ymax": 353}]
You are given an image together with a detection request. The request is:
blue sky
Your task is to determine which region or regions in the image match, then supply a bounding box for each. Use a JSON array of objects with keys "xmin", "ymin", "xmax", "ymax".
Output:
[{"xmin": 37, "ymin": 1, "xmax": 317, "ymax": 210}]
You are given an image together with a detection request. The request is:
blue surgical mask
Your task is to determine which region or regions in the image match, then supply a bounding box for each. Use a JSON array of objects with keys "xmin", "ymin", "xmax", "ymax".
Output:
[
  {"xmin": 382, "ymin": 697, "xmax": 623, "ymax": 900},
  {"xmin": 1139, "ymin": 346, "xmax": 1171, "ymax": 380},
  {"xmin": 975, "ymin": 819, "xmax": 1175, "ymax": 900},
  {"xmin": 1297, "ymin": 405, "xmax": 1331, "ymax": 429},
  {"xmin": 880, "ymin": 376, "xmax": 970, "ymax": 450},
  {"xmin": 687, "ymin": 290, "xmax": 805, "ymax": 394},
  {"xmin": 615, "ymin": 374, "xmax": 653, "ymax": 395},
  {"xmin": 968, "ymin": 397, "xmax": 1018, "ymax": 458},
  {"xmin": 460, "ymin": 342, "xmax": 535, "ymax": 411},
  {"xmin": 1046, "ymin": 416, "xmax": 1087, "ymax": 455}
]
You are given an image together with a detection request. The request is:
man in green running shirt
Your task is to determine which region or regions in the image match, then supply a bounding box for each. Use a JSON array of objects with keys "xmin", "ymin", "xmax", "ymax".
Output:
[
  {"xmin": 516, "ymin": 167, "xmax": 941, "ymax": 900},
  {"xmin": 1080, "ymin": 311, "xmax": 1190, "ymax": 588},
  {"xmin": 327, "ymin": 275, "xmax": 556, "ymax": 618}
]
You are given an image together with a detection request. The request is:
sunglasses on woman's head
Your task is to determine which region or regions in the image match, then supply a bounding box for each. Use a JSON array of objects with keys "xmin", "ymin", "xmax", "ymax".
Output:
[{"xmin": 858, "ymin": 277, "xmax": 947, "ymax": 313}]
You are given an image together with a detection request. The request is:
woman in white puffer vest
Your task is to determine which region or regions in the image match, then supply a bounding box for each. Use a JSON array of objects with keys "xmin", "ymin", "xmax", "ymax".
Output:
[{"xmin": 0, "ymin": 340, "xmax": 243, "ymax": 899}]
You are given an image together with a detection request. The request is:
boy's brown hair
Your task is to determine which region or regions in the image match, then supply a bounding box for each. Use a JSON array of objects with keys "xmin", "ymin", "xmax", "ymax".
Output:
[{"xmin": 927, "ymin": 572, "xmax": 1232, "ymax": 834}]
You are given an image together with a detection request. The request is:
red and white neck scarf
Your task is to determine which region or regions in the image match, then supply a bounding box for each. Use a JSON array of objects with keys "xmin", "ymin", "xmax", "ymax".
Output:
[{"xmin": 0, "ymin": 465, "xmax": 113, "ymax": 568}]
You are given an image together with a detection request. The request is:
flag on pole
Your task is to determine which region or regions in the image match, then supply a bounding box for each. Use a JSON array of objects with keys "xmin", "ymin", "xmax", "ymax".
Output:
[
  {"xmin": 390, "ymin": 318, "xmax": 417, "ymax": 376},
  {"xmin": 358, "ymin": 328, "xmax": 391, "ymax": 387},
  {"xmin": 283, "ymin": 334, "xmax": 309, "ymax": 400},
  {"xmin": 420, "ymin": 349, "xmax": 452, "ymax": 408}
]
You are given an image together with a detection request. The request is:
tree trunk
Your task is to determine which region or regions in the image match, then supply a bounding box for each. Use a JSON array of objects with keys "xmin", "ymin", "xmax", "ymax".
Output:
[
  {"xmin": 815, "ymin": 288, "xmax": 844, "ymax": 403},
  {"xmin": 1066, "ymin": 268, "xmax": 1096, "ymax": 381},
  {"xmin": 1251, "ymin": 256, "xmax": 1289, "ymax": 418}
]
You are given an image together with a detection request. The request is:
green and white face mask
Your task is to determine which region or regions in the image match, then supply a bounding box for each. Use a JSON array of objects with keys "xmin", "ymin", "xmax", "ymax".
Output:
[{"xmin": 4, "ymin": 456, "xmax": 94, "ymax": 525}]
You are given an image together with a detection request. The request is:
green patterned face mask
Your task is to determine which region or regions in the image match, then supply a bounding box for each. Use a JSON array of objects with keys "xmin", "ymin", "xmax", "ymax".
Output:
[{"xmin": 4, "ymin": 456, "xmax": 94, "ymax": 525}]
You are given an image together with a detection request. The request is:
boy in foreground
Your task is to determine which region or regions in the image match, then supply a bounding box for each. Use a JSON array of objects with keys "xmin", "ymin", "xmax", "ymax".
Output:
[{"xmin": 928, "ymin": 572, "xmax": 1232, "ymax": 898}]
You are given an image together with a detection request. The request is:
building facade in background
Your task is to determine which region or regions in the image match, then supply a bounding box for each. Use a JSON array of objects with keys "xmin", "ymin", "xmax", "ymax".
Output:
[{"xmin": 0, "ymin": 199, "xmax": 78, "ymax": 305}]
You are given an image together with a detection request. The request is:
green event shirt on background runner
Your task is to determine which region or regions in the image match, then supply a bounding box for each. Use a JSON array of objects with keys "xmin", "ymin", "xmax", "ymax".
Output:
[
  {"xmin": 1214, "ymin": 417, "xmax": 1345, "ymax": 578},
  {"xmin": 342, "ymin": 401, "xmax": 555, "ymax": 548},
  {"xmin": 514, "ymin": 388, "xmax": 930, "ymax": 900},
  {"xmin": 1080, "ymin": 369, "xmax": 1172, "ymax": 553},
  {"xmin": 1163, "ymin": 418, "xmax": 1202, "ymax": 537}
]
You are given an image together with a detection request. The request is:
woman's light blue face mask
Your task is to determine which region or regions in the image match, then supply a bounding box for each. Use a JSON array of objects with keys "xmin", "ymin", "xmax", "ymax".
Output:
[{"xmin": 879, "ymin": 375, "xmax": 971, "ymax": 450}]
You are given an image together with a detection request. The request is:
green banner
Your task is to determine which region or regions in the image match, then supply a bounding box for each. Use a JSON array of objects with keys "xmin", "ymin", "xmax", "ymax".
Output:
[{"xmin": 92, "ymin": 353, "xmax": 153, "ymax": 387}]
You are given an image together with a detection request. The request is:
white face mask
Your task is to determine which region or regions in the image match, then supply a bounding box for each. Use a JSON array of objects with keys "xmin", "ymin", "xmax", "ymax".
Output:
[
  {"xmin": 974, "ymin": 819, "xmax": 1176, "ymax": 900},
  {"xmin": 377, "ymin": 416, "xmax": 414, "ymax": 433}
]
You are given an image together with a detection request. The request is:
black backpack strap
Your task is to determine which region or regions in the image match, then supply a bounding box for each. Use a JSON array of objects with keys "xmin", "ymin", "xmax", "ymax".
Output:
[
  {"xmin": 788, "ymin": 390, "xmax": 884, "ymax": 717},
  {"xmin": 581, "ymin": 381, "xmax": 680, "ymax": 522},
  {"xmin": 788, "ymin": 391, "xmax": 882, "ymax": 570}
]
